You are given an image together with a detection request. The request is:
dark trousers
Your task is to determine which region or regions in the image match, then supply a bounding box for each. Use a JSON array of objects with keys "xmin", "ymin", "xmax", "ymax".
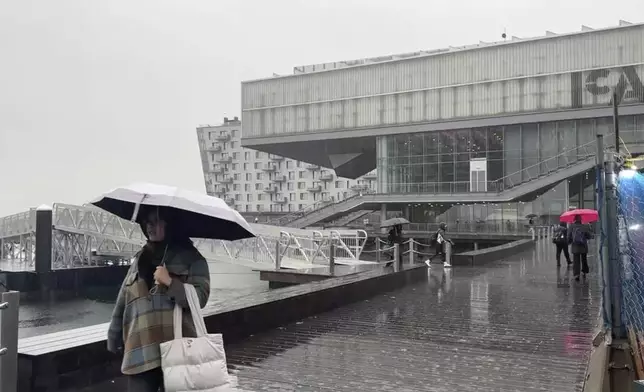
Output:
[
  {"xmin": 573, "ymin": 252, "xmax": 589, "ymax": 277},
  {"xmin": 431, "ymin": 243, "xmax": 445, "ymax": 262},
  {"xmin": 128, "ymin": 367, "xmax": 164, "ymax": 392},
  {"xmin": 555, "ymin": 244, "xmax": 571, "ymax": 265}
]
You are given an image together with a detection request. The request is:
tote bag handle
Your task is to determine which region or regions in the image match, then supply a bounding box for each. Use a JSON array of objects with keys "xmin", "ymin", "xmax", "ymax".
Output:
[{"xmin": 173, "ymin": 283, "xmax": 208, "ymax": 339}]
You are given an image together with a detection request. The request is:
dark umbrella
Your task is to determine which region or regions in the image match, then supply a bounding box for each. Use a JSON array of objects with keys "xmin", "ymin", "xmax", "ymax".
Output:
[{"xmin": 380, "ymin": 217, "xmax": 410, "ymax": 228}]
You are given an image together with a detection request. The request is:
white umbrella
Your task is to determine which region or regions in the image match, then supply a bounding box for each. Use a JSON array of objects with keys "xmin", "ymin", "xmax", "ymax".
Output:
[{"xmin": 90, "ymin": 183, "xmax": 254, "ymax": 241}]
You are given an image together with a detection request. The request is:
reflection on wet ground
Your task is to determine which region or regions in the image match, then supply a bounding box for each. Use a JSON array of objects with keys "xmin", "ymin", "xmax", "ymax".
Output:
[
  {"xmin": 223, "ymin": 243, "xmax": 598, "ymax": 391},
  {"xmin": 86, "ymin": 242, "xmax": 598, "ymax": 391},
  {"xmin": 18, "ymin": 261, "xmax": 268, "ymax": 338}
]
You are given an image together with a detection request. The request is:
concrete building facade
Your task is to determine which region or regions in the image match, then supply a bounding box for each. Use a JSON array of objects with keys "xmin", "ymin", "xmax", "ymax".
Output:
[
  {"xmin": 240, "ymin": 22, "xmax": 644, "ymax": 227},
  {"xmin": 197, "ymin": 117, "xmax": 376, "ymax": 216}
]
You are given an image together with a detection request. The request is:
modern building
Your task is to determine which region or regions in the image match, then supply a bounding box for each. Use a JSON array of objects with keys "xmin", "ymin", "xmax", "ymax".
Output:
[
  {"xmin": 240, "ymin": 21, "xmax": 644, "ymax": 228},
  {"xmin": 196, "ymin": 117, "xmax": 376, "ymax": 218}
]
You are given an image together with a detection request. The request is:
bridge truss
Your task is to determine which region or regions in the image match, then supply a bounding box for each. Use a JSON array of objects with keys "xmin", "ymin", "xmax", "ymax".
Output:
[{"xmin": 0, "ymin": 203, "xmax": 369, "ymax": 271}]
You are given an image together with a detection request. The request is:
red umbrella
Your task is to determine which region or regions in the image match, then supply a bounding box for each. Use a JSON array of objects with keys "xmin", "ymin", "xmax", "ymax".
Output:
[{"xmin": 560, "ymin": 209, "xmax": 599, "ymax": 224}]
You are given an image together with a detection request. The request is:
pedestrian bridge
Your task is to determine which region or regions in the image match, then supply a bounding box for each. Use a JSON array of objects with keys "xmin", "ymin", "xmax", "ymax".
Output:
[
  {"xmin": 83, "ymin": 240, "xmax": 600, "ymax": 391},
  {"xmin": 0, "ymin": 203, "xmax": 370, "ymax": 271}
]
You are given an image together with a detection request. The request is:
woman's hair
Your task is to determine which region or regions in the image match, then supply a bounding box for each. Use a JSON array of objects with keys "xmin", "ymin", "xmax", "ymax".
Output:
[
  {"xmin": 574, "ymin": 214, "xmax": 582, "ymax": 224},
  {"xmin": 138, "ymin": 206, "xmax": 193, "ymax": 246},
  {"xmin": 559, "ymin": 222, "xmax": 567, "ymax": 227}
]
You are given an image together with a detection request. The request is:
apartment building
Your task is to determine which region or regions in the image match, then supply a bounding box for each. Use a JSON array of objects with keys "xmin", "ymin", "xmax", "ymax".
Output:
[{"xmin": 197, "ymin": 117, "xmax": 377, "ymax": 215}]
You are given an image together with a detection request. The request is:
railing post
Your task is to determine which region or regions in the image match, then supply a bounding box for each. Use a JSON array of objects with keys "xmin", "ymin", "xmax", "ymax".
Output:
[
  {"xmin": 605, "ymin": 152, "xmax": 624, "ymax": 338},
  {"xmin": 444, "ymin": 241, "xmax": 452, "ymax": 266},
  {"xmin": 409, "ymin": 239, "xmax": 415, "ymax": 265},
  {"xmin": 275, "ymin": 240, "xmax": 281, "ymax": 271},
  {"xmin": 329, "ymin": 243, "xmax": 335, "ymax": 276},
  {"xmin": 375, "ymin": 239, "xmax": 381, "ymax": 263},
  {"xmin": 0, "ymin": 291, "xmax": 19, "ymax": 392},
  {"xmin": 394, "ymin": 243, "xmax": 400, "ymax": 269},
  {"xmin": 530, "ymin": 228, "xmax": 535, "ymax": 241}
]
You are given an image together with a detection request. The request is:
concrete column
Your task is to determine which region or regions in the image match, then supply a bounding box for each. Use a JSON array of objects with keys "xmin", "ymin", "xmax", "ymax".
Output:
[
  {"xmin": 35, "ymin": 205, "xmax": 53, "ymax": 274},
  {"xmin": 474, "ymin": 242, "xmax": 479, "ymax": 251},
  {"xmin": 403, "ymin": 205, "xmax": 410, "ymax": 220},
  {"xmin": 380, "ymin": 204, "xmax": 387, "ymax": 222},
  {"xmin": 0, "ymin": 291, "xmax": 19, "ymax": 392}
]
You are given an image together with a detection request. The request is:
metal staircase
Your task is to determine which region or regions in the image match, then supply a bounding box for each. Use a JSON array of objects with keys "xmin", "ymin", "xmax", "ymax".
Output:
[{"xmin": 279, "ymin": 136, "xmax": 639, "ymax": 228}]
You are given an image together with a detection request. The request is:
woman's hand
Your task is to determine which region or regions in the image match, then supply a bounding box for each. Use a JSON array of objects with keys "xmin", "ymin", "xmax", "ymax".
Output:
[{"xmin": 154, "ymin": 266, "xmax": 173, "ymax": 286}]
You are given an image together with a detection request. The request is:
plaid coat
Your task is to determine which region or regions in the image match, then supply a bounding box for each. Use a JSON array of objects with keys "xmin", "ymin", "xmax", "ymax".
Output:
[{"xmin": 107, "ymin": 245, "xmax": 210, "ymax": 375}]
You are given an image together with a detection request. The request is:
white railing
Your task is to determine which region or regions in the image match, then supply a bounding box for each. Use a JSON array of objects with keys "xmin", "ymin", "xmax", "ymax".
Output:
[{"xmin": 0, "ymin": 203, "xmax": 370, "ymax": 270}]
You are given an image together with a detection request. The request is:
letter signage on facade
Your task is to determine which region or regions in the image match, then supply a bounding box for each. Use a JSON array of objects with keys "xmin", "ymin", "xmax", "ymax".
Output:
[{"xmin": 584, "ymin": 66, "xmax": 644, "ymax": 104}]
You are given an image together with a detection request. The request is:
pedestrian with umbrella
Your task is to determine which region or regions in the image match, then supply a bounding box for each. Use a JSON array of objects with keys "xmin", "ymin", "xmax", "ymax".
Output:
[
  {"xmin": 561, "ymin": 209, "xmax": 597, "ymax": 282},
  {"xmin": 99, "ymin": 183, "xmax": 254, "ymax": 391},
  {"xmin": 381, "ymin": 217, "xmax": 408, "ymax": 266}
]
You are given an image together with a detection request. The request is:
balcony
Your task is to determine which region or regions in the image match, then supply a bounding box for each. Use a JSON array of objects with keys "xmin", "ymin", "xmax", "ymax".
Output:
[
  {"xmin": 351, "ymin": 184, "xmax": 369, "ymax": 192},
  {"xmin": 269, "ymin": 155, "xmax": 284, "ymax": 161},
  {"xmin": 206, "ymin": 145, "xmax": 221, "ymax": 152},
  {"xmin": 320, "ymin": 173, "xmax": 334, "ymax": 181},
  {"xmin": 262, "ymin": 164, "xmax": 277, "ymax": 172},
  {"xmin": 275, "ymin": 197, "xmax": 288, "ymax": 204},
  {"xmin": 213, "ymin": 189, "xmax": 226, "ymax": 196},
  {"xmin": 363, "ymin": 171, "xmax": 377, "ymax": 180},
  {"xmin": 211, "ymin": 166, "xmax": 225, "ymax": 174},
  {"xmin": 307, "ymin": 185, "xmax": 322, "ymax": 193},
  {"xmin": 217, "ymin": 156, "xmax": 232, "ymax": 164},
  {"xmin": 321, "ymin": 195, "xmax": 335, "ymax": 203},
  {"xmin": 224, "ymin": 197, "xmax": 235, "ymax": 205},
  {"xmin": 272, "ymin": 174, "xmax": 287, "ymax": 182},
  {"xmin": 307, "ymin": 164, "xmax": 320, "ymax": 170},
  {"xmin": 215, "ymin": 133, "xmax": 231, "ymax": 142},
  {"xmin": 263, "ymin": 186, "xmax": 278, "ymax": 193},
  {"xmin": 218, "ymin": 177, "xmax": 234, "ymax": 184}
]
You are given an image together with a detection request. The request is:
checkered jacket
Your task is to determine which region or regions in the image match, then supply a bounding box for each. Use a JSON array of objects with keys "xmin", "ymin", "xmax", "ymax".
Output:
[{"xmin": 107, "ymin": 245, "xmax": 210, "ymax": 375}]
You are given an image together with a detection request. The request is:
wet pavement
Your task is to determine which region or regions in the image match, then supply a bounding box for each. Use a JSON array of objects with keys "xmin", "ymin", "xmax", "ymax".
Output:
[{"xmin": 82, "ymin": 241, "xmax": 599, "ymax": 391}]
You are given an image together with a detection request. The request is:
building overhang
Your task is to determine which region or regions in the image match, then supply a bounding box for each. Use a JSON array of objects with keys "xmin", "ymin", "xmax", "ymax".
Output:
[{"xmin": 241, "ymin": 104, "xmax": 644, "ymax": 178}]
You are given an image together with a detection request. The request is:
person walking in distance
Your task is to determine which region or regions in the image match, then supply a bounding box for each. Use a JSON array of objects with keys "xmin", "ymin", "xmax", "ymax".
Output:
[
  {"xmin": 553, "ymin": 222, "xmax": 572, "ymax": 267},
  {"xmin": 568, "ymin": 214, "xmax": 592, "ymax": 281},
  {"xmin": 427, "ymin": 222, "xmax": 452, "ymax": 268}
]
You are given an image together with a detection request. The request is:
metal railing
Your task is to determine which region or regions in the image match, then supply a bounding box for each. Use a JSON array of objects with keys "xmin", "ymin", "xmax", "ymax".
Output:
[
  {"xmin": 0, "ymin": 203, "xmax": 370, "ymax": 270},
  {"xmin": 0, "ymin": 291, "xmax": 19, "ymax": 392}
]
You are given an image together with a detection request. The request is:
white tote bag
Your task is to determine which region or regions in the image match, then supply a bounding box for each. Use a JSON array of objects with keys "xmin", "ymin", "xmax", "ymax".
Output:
[{"xmin": 160, "ymin": 284, "xmax": 232, "ymax": 392}]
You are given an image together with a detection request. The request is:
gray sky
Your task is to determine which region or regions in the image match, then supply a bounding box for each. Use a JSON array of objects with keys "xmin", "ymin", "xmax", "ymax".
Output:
[{"xmin": 0, "ymin": 0, "xmax": 641, "ymax": 216}]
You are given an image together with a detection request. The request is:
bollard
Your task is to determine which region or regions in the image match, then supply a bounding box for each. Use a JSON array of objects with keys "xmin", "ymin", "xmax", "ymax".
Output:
[
  {"xmin": 444, "ymin": 241, "xmax": 453, "ymax": 266},
  {"xmin": 409, "ymin": 238, "xmax": 415, "ymax": 265},
  {"xmin": 0, "ymin": 291, "xmax": 19, "ymax": 392},
  {"xmin": 275, "ymin": 241, "xmax": 281, "ymax": 271},
  {"xmin": 375, "ymin": 240, "xmax": 381, "ymax": 263},
  {"xmin": 329, "ymin": 243, "xmax": 335, "ymax": 276},
  {"xmin": 394, "ymin": 243, "xmax": 400, "ymax": 269}
]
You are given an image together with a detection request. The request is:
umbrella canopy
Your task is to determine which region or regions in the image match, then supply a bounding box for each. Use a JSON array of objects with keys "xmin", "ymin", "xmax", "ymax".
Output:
[
  {"xmin": 560, "ymin": 209, "xmax": 599, "ymax": 224},
  {"xmin": 90, "ymin": 183, "xmax": 255, "ymax": 241},
  {"xmin": 380, "ymin": 217, "xmax": 410, "ymax": 228},
  {"xmin": 525, "ymin": 213, "xmax": 538, "ymax": 219}
]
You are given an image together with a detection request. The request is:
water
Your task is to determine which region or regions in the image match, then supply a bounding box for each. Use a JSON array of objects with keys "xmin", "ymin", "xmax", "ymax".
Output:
[{"xmin": 18, "ymin": 261, "xmax": 268, "ymax": 338}]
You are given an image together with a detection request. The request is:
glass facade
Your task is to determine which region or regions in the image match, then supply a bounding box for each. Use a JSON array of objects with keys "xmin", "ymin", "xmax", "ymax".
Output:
[{"xmin": 376, "ymin": 114, "xmax": 644, "ymax": 225}]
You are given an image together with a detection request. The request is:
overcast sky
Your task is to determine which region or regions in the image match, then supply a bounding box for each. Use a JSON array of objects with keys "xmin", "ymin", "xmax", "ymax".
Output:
[{"xmin": 0, "ymin": 0, "xmax": 641, "ymax": 216}]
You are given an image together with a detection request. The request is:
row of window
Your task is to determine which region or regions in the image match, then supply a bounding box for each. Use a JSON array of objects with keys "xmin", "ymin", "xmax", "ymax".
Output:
[{"xmin": 212, "ymin": 178, "xmax": 374, "ymax": 190}]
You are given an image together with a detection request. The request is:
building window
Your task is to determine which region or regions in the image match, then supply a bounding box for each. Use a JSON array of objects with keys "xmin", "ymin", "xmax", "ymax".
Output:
[
  {"xmin": 335, "ymin": 180, "xmax": 343, "ymax": 188},
  {"xmin": 232, "ymin": 130, "xmax": 238, "ymax": 138},
  {"xmin": 245, "ymin": 173, "xmax": 252, "ymax": 181},
  {"xmin": 296, "ymin": 161, "xmax": 302, "ymax": 167},
  {"xmin": 243, "ymin": 163, "xmax": 249, "ymax": 170},
  {"xmin": 233, "ymin": 152, "xmax": 239, "ymax": 159},
  {"xmin": 246, "ymin": 194, "xmax": 252, "ymax": 202},
  {"xmin": 255, "ymin": 151, "xmax": 261, "ymax": 159},
  {"xmin": 233, "ymin": 184, "xmax": 240, "ymax": 191},
  {"xmin": 245, "ymin": 205, "xmax": 250, "ymax": 212},
  {"xmin": 245, "ymin": 184, "xmax": 251, "ymax": 191},
  {"xmin": 289, "ymin": 171, "xmax": 295, "ymax": 180},
  {"xmin": 254, "ymin": 162, "xmax": 261, "ymax": 169},
  {"xmin": 245, "ymin": 151, "xmax": 250, "ymax": 160},
  {"xmin": 255, "ymin": 183, "xmax": 262, "ymax": 190},
  {"xmin": 256, "ymin": 204, "xmax": 262, "ymax": 212},
  {"xmin": 230, "ymin": 142, "xmax": 236, "ymax": 149},
  {"xmin": 288, "ymin": 182, "xmax": 294, "ymax": 190},
  {"xmin": 234, "ymin": 173, "xmax": 240, "ymax": 180},
  {"xmin": 297, "ymin": 182, "xmax": 306, "ymax": 189},
  {"xmin": 299, "ymin": 171, "xmax": 305, "ymax": 179},
  {"xmin": 286, "ymin": 161, "xmax": 293, "ymax": 169},
  {"xmin": 257, "ymin": 194, "xmax": 263, "ymax": 201},
  {"xmin": 235, "ymin": 194, "xmax": 241, "ymax": 201},
  {"xmin": 232, "ymin": 163, "xmax": 238, "ymax": 170},
  {"xmin": 300, "ymin": 193, "xmax": 307, "ymax": 200},
  {"xmin": 256, "ymin": 173, "xmax": 262, "ymax": 180},
  {"xmin": 290, "ymin": 193, "xmax": 296, "ymax": 201}
]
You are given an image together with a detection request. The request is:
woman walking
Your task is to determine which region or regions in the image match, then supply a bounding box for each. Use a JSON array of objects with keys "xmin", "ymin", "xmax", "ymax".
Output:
[
  {"xmin": 553, "ymin": 222, "xmax": 571, "ymax": 267},
  {"xmin": 107, "ymin": 207, "xmax": 211, "ymax": 392}
]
